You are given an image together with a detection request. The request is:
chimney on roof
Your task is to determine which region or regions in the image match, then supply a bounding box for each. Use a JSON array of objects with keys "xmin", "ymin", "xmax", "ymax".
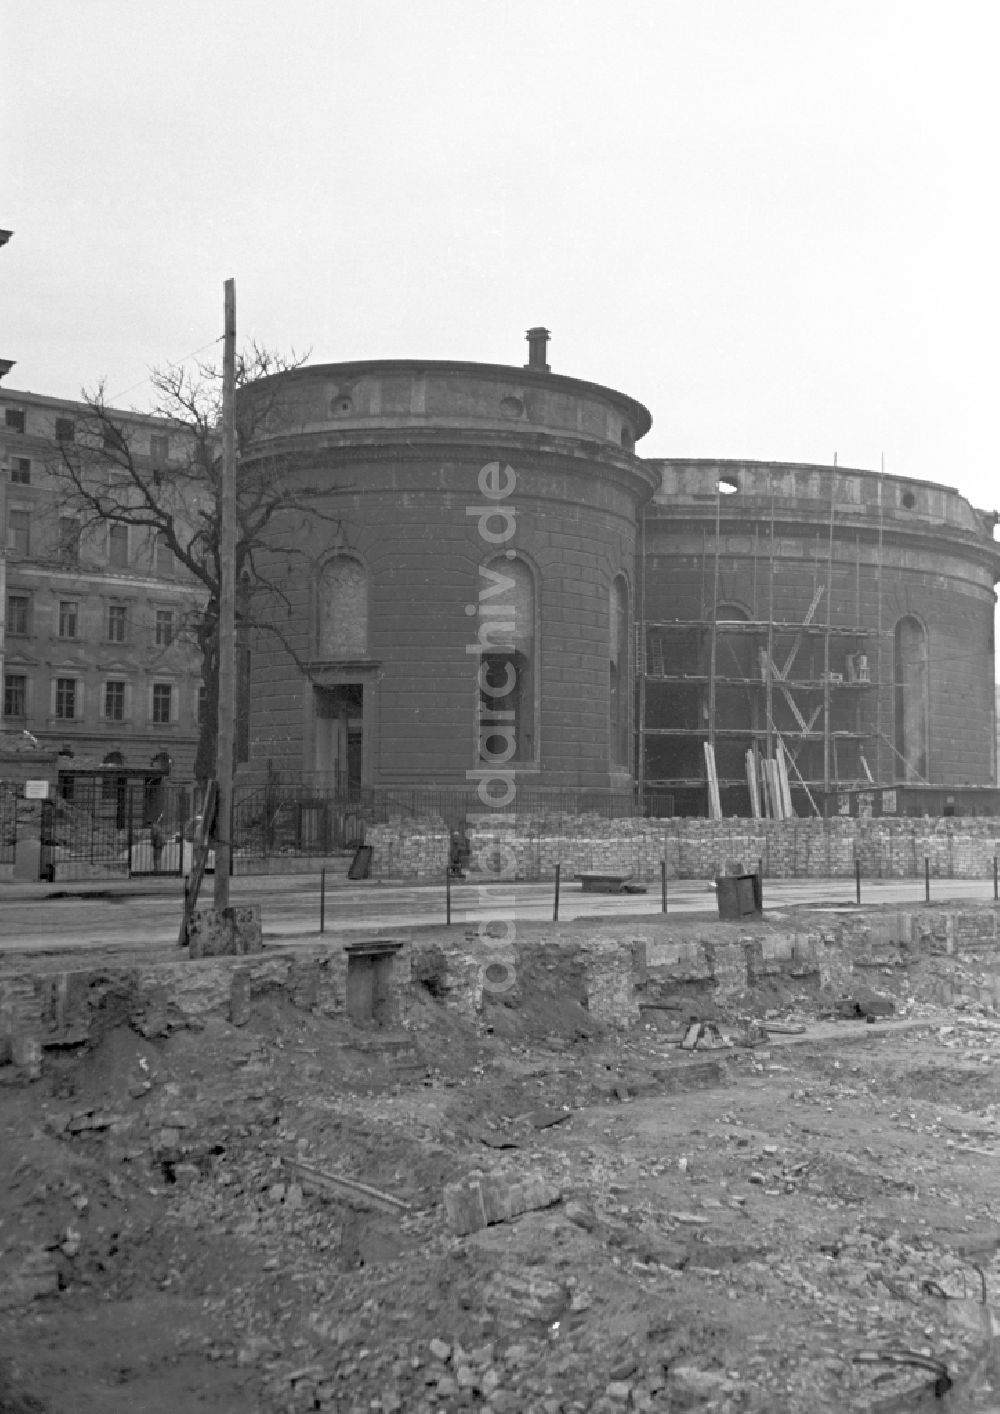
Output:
[{"xmin": 525, "ymin": 326, "xmax": 551, "ymax": 372}]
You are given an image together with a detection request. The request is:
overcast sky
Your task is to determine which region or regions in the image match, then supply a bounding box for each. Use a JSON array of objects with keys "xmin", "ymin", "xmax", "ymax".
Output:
[{"xmin": 4, "ymin": 1, "xmax": 999, "ymax": 508}]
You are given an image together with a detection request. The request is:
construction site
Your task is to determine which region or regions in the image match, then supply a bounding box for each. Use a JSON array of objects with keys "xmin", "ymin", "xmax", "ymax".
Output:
[
  {"xmin": 638, "ymin": 458, "xmax": 999, "ymax": 822},
  {"xmin": 4, "ymin": 347, "xmax": 1000, "ymax": 1414},
  {"xmin": 6, "ymin": 877, "xmax": 1000, "ymax": 1414}
]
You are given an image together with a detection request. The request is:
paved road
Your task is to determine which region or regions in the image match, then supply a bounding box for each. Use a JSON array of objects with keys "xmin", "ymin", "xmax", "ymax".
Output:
[{"xmin": 0, "ymin": 872, "xmax": 996, "ymax": 955}]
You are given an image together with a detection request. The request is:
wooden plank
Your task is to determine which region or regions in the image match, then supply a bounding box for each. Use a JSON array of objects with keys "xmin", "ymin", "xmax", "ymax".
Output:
[
  {"xmin": 703, "ymin": 743, "xmax": 722, "ymax": 819},
  {"xmin": 776, "ymin": 732, "xmax": 822, "ymax": 817},
  {"xmin": 779, "ymin": 585, "xmax": 824, "ymax": 679},
  {"xmin": 776, "ymin": 740, "xmax": 794, "ymax": 818},
  {"xmin": 746, "ymin": 749, "xmax": 761, "ymax": 819},
  {"xmin": 284, "ymin": 1158, "xmax": 412, "ymax": 1214}
]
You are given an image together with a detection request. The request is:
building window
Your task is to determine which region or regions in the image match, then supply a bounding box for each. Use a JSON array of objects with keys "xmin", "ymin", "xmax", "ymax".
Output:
[
  {"xmin": 895, "ymin": 616, "xmax": 929, "ymax": 782},
  {"xmin": 151, "ymin": 682, "xmax": 173, "ymax": 724},
  {"xmin": 102, "ymin": 753, "xmax": 126, "ymax": 809},
  {"xmin": 104, "ymin": 680, "xmax": 126, "ymax": 722},
  {"xmin": 3, "ymin": 674, "xmax": 26, "ymax": 718},
  {"xmin": 476, "ymin": 557, "xmax": 536, "ymax": 766},
  {"xmin": 9, "ymin": 457, "xmax": 30, "ymax": 484},
  {"xmin": 58, "ymin": 601, "xmax": 79, "ymax": 639},
  {"xmin": 55, "ymin": 678, "xmax": 78, "ymax": 720},
  {"xmin": 5, "ymin": 407, "xmax": 25, "ymax": 433},
  {"xmin": 610, "ymin": 575, "xmax": 630, "ymax": 769},
  {"xmin": 107, "ymin": 604, "xmax": 127, "ymax": 642},
  {"xmin": 317, "ymin": 555, "xmax": 368, "ymax": 658},
  {"xmin": 57, "ymin": 517, "xmax": 80, "ymax": 564},
  {"xmin": 150, "ymin": 433, "xmax": 169, "ymax": 470},
  {"xmin": 155, "ymin": 609, "xmax": 174, "ymax": 646},
  {"xmin": 7, "ymin": 509, "xmax": 29, "ymax": 555},
  {"xmin": 6, "ymin": 594, "xmax": 29, "ymax": 635},
  {"xmin": 155, "ymin": 533, "xmax": 174, "ymax": 576},
  {"xmin": 196, "ymin": 682, "xmax": 207, "ymax": 725},
  {"xmin": 108, "ymin": 522, "xmax": 129, "ymax": 568},
  {"xmin": 102, "ymin": 424, "xmax": 128, "ymax": 454},
  {"xmin": 55, "ymin": 416, "xmax": 75, "ymax": 442}
]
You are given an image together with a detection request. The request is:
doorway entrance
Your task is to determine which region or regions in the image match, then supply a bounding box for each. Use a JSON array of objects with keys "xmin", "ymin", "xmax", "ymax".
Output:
[{"xmin": 314, "ymin": 683, "xmax": 364, "ymax": 793}]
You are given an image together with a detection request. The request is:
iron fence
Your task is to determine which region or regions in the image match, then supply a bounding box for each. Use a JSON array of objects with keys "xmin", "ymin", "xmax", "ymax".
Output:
[
  {"xmin": 0, "ymin": 783, "xmax": 16, "ymax": 865},
  {"xmin": 40, "ymin": 778, "xmax": 195, "ymax": 878}
]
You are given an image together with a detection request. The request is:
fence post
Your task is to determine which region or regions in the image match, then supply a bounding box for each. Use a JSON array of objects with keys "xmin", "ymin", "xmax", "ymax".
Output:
[
  {"xmin": 126, "ymin": 785, "xmax": 133, "ymax": 877},
  {"xmin": 446, "ymin": 863, "xmax": 452, "ymax": 926},
  {"xmin": 994, "ymin": 854, "xmax": 998, "ymax": 902},
  {"xmin": 661, "ymin": 857, "xmax": 667, "ymax": 914},
  {"xmin": 177, "ymin": 788, "xmax": 186, "ymax": 876},
  {"xmin": 320, "ymin": 867, "xmax": 326, "ymax": 934},
  {"xmin": 553, "ymin": 862, "xmax": 561, "ymax": 922},
  {"xmin": 925, "ymin": 854, "xmax": 930, "ymax": 904},
  {"xmin": 855, "ymin": 857, "xmax": 861, "ymax": 906}
]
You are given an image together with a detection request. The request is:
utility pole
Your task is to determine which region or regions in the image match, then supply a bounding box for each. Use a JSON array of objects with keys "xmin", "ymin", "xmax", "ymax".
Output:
[{"xmin": 214, "ymin": 278, "xmax": 236, "ymax": 907}]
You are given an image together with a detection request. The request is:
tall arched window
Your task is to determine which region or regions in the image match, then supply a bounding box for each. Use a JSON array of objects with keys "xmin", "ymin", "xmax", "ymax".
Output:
[
  {"xmin": 894, "ymin": 616, "xmax": 928, "ymax": 781},
  {"xmin": 317, "ymin": 556, "xmax": 367, "ymax": 659},
  {"xmin": 478, "ymin": 557, "xmax": 536, "ymax": 764},
  {"xmin": 610, "ymin": 575, "xmax": 630, "ymax": 768}
]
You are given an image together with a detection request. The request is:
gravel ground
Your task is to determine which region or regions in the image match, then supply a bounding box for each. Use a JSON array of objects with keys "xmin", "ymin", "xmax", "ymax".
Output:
[{"xmin": 4, "ymin": 917, "xmax": 1000, "ymax": 1412}]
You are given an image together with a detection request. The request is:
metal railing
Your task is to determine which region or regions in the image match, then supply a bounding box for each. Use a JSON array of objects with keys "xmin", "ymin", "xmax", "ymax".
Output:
[{"xmin": 40, "ymin": 778, "xmax": 194, "ymax": 877}]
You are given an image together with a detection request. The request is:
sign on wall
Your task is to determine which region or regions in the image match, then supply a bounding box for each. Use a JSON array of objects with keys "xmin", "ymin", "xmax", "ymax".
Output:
[{"xmin": 24, "ymin": 780, "xmax": 50, "ymax": 800}]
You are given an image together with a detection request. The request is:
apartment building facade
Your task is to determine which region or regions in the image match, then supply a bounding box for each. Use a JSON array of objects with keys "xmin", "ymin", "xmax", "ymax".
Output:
[{"xmin": 1, "ymin": 389, "xmax": 204, "ymax": 780}]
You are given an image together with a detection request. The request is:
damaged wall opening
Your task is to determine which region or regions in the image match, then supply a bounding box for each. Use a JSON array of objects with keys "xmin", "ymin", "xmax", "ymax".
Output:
[{"xmin": 345, "ymin": 940, "xmax": 403, "ymax": 1025}]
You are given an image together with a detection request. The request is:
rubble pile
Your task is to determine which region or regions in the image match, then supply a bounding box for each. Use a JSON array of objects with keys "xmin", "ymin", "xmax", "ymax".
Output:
[{"xmin": 3, "ymin": 918, "xmax": 1000, "ymax": 1410}]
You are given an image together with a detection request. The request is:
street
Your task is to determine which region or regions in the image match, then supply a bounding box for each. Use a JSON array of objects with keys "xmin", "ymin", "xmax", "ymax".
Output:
[{"xmin": 1, "ymin": 872, "xmax": 998, "ymax": 954}]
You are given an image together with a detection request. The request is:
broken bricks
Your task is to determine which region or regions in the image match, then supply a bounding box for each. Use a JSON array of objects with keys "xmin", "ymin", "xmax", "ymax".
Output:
[
  {"xmin": 443, "ymin": 1170, "xmax": 561, "ymax": 1236},
  {"xmin": 679, "ymin": 1020, "xmax": 732, "ymax": 1052},
  {"xmin": 733, "ymin": 1017, "xmax": 770, "ymax": 1048}
]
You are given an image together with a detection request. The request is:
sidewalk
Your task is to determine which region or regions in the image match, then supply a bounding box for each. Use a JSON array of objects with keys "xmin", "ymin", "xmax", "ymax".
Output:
[{"xmin": 0, "ymin": 866, "xmax": 365, "ymax": 903}]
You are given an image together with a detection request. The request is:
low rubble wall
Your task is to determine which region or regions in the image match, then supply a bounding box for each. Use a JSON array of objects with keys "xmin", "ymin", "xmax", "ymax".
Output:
[
  {"xmin": 370, "ymin": 815, "xmax": 1000, "ymax": 882},
  {"xmin": 4, "ymin": 905, "xmax": 1000, "ymax": 1074}
]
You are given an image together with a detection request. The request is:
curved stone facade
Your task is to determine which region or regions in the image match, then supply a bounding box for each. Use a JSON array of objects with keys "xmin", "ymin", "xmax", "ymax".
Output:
[
  {"xmin": 239, "ymin": 359, "xmax": 1000, "ymax": 812},
  {"xmin": 240, "ymin": 360, "xmax": 657, "ymax": 794},
  {"xmin": 642, "ymin": 459, "xmax": 1000, "ymax": 811}
]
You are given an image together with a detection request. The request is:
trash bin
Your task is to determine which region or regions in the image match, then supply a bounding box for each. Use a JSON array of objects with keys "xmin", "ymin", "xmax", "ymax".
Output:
[{"xmin": 715, "ymin": 871, "xmax": 763, "ymax": 920}]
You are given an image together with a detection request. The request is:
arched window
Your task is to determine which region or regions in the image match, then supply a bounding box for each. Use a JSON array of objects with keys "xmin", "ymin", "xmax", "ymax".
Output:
[
  {"xmin": 478, "ymin": 557, "xmax": 536, "ymax": 765},
  {"xmin": 610, "ymin": 575, "xmax": 630, "ymax": 768},
  {"xmin": 894, "ymin": 616, "xmax": 928, "ymax": 781},
  {"xmin": 317, "ymin": 556, "xmax": 367, "ymax": 659}
]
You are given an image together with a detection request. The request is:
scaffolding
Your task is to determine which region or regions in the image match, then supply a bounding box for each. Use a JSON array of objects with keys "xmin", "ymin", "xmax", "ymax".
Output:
[{"xmin": 637, "ymin": 476, "xmax": 891, "ymax": 818}]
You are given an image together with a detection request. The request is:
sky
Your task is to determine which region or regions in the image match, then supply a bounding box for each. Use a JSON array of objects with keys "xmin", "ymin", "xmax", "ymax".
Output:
[{"xmin": 3, "ymin": 0, "xmax": 1000, "ymax": 507}]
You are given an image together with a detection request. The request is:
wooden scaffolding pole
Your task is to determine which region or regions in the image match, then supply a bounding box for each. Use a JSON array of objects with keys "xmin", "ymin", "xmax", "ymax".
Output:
[{"xmin": 214, "ymin": 278, "xmax": 237, "ymax": 908}]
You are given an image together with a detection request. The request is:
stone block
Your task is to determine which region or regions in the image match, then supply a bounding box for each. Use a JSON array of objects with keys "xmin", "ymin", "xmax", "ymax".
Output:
[
  {"xmin": 443, "ymin": 1170, "xmax": 561, "ymax": 1236},
  {"xmin": 188, "ymin": 905, "xmax": 263, "ymax": 958},
  {"xmin": 10, "ymin": 1034, "xmax": 41, "ymax": 1079}
]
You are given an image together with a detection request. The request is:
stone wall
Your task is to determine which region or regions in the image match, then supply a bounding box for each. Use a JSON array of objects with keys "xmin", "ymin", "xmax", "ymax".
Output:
[
  {"xmin": 368, "ymin": 814, "xmax": 1000, "ymax": 882},
  {"xmin": 367, "ymin": 823, "xmax": 450, "ymax": 880},
  {"xmin": 5, "ymin": 906, "xmax": 1000, "ymax": 1075},
  {"xmin": 0, "ymin": 943, "xmax": 415, "ymax": 1062}
]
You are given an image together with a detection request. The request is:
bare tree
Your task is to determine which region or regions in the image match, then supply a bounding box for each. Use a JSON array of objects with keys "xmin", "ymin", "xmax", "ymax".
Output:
[{"xmin": 50, "ymin": 344, "xmax": 329, "ymax": 782}]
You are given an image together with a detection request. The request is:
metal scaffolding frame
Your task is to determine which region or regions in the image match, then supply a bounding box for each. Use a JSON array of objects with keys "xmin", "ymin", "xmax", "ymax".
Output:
[{"xmin": 636, "ymin": 473, "xmax": 892, "ymax": 817}]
